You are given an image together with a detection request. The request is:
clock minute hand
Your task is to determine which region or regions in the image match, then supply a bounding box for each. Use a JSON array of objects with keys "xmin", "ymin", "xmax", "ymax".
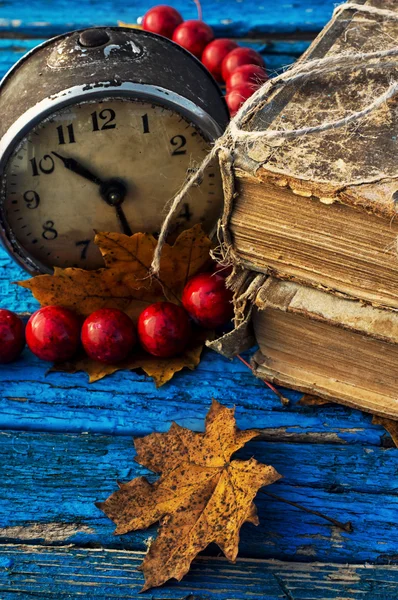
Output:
[{"xmin": 52, "ymin": 152, "xmax": 104, "ymax": 186}]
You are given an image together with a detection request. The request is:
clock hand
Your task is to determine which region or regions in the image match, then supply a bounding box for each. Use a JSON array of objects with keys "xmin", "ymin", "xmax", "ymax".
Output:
[
  {"xmin": 104, "ymin": 182, "xmax": 133, "ymax": 237},
  {"xmin": 52, "ymin": 151, "xmax": 104, "ymax": 186},
  {"xmin": 52, "ymin": 152, "xmax": 133, "ymax": 236},
  {"xmin": 115, "ymin": 205, "xmax": 133, "ymax": 237}
]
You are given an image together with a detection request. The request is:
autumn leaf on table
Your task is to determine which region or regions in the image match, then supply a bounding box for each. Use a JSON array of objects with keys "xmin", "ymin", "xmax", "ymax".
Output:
[
  {"xmin": 18, "ymin": 225, "xmax": 213, "ymax": 386},
  {"xmin": 97, "ymin": 400, "xmax": 281, "ymax": 591}
]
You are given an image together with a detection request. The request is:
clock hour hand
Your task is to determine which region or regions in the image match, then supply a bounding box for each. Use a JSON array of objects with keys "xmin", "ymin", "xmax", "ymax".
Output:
[
  {"xmin": 115, "ymin": 205, "xmax": 133, "ymax": 237},
  {"xmin": 52, "ymin": 151, "xmax": 104, "ymax": 186}
]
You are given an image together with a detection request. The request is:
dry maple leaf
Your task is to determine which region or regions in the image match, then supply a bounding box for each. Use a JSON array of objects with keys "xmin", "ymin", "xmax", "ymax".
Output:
[
  {"xmin": 18, "ymin": 225, "xmax": 213, "ymax": 385},
  {"xmin": 18, "ymin": 224, "xmax": 212, "ymax": 320},
  {"xmin": 96, "ymin": 400, "xmax": 281, "ymax": 591}
]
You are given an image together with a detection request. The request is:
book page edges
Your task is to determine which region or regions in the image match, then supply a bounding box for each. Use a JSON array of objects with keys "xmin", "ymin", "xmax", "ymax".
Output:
[
  {"xmin": 252, "ymin": 351, "xmax": 398, "ymax": 419},
  {"xmin": 255, "ymin": 277, "xmax": 398, "ymax": 345},
  {"xmin": 234, "ymin": 166, "xmax": 398, "ymax": 220}
]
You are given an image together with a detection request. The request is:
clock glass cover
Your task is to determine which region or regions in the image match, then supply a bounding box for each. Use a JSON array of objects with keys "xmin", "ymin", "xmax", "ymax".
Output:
[{"xmin": 1, "ymin": 97, "xmax": 222, "ymax": 271}]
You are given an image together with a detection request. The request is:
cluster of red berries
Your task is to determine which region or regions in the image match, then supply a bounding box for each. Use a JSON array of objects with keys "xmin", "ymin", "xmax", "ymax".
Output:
[
  {"xmin": 0, "ymin": 267, "xmax": 233, "ymax": 366},
  {"xmin": 142, "ymin": 5, "xmax": 268, "ymax": 116}
]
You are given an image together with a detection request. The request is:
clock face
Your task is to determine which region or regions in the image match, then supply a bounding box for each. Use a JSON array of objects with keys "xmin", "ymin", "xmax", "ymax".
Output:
[{"xmin": 0, "ymin": 98, "xmax": 222, "ymax": 272}]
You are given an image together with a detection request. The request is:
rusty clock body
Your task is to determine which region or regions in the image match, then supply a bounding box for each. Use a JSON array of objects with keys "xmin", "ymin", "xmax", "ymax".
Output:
[{"xmin": 0, "ymin": 27, "xmax": 229, "ymax": 274}]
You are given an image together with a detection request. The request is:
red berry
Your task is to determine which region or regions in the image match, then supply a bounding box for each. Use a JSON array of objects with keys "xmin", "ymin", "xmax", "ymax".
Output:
[
  {"xmin": 182, "ymin": 272, "xmax": 234, "ymax": 329},
  {"xmin": 225, "ymin": 84, "xmax": 256, "ymax": 117},
  {"xmin": 26, "ymin": 306, "xmax": 80, "ymax": 362},
  {"xmin": 142, "ymin": 5, "xmax": 183, "ymax": 39},
  {"xmin": 0, "ymin": 309, "xmax": 25, "ymax": 363},
  {"xmin": 138, "ymin": 302, "xmax": 191, "ymax": 358},
  {"xmin": 226, "ymin": 64, "xmax": 268, "ymax": 92},
  {"xmin": 172, "ymin": 20, "xmax": 214, "ymax": 58},
  {"xmin": 201, "ymin": 38, "xmax": 238, "ymax": 81},
  {"xmin": 221, "ymin": 47, "xmax": 265, "ymax": 82},
  {"xmin": 81, "ymin": 308, "xmax": 136, "ymax": 364}
]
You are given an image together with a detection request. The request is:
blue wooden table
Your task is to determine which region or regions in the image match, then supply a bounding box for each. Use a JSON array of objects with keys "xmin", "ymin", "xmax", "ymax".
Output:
[{"xmin": 1, "ymin": 2, "xmax": 398, "ymax": 598}]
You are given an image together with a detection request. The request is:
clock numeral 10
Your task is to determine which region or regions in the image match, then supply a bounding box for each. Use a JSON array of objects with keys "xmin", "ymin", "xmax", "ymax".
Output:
[
  {"xmin": 91, "ymin": 109, "xmax": 116, "ymax": 131},
  {"xmin": 57, "ymin": 123, "xmax": 76, "ymax": 145},
  {"xmin": 42, "ymin": 220, "xmax": 58, "ymax": 241},
  {"xmin": 30, "ymin": 155, "xmax": 55, "ymax": 177}
]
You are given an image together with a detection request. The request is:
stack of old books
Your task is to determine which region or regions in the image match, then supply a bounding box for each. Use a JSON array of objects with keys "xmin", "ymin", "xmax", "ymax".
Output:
[{"xmin": 226, "ymin": 0, "xmax": 398, "ymax": 417}]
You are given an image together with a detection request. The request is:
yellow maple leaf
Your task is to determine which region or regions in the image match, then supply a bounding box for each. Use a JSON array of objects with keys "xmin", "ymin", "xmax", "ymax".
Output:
[
  {"xmin": 96, "ymin": 400, "xmax": 281, "ymax": 590},
  {"xmin": 18, "ymin": 224, "xmax": 211, "ymax": 320}
]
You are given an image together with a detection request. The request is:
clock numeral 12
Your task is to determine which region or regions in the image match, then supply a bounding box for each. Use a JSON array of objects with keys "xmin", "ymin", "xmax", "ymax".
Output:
[
  {"xmin": 57, "ymin": 124, "xmax": 76, "ymax": 145},
  {"xmin": 91, "ymin": 109, "xmax": 116, "ymax": 131},
  {"xmin": 42, "ymin": 220, "xmax": 58, "ymax": 241}
]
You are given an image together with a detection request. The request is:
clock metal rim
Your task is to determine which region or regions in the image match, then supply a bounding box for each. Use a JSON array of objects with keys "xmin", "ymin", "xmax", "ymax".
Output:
[{"xmin": 0, "ymin": 82, "xmax": 224, "ymax": 276}]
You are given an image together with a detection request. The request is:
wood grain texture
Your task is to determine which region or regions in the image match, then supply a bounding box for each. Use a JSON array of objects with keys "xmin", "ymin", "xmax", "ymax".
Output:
[
  {"xmin": 1, "ymin": 545, "xmax": 397, "ymax": 600},
  {"xmin": 0, "ymin": 1, "xmax": 396, "ymax": 593},
  {"xmin": 0, "ymin": 0, "xmax": 335, "ymax": 37},
  {"xmin": 0, "ymin": 228, "xmax": 389, "ymax": 447},
  {"xmin": 1, "ymin": 430, "xmax": 397, "ymax": 564},
  {"xmin": 0, "ymin": 344, "xmax": 389, "ymax": 445}
]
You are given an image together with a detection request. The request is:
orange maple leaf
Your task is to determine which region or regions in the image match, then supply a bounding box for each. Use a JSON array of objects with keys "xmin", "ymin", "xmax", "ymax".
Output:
[{"xmin": 97, "ymin": 400, "xmax": 281, "ymax": 591}]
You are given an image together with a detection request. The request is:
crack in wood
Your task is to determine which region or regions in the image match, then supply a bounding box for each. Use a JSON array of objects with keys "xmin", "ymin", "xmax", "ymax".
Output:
[{"xmin": 0, "ymin": 523, "xmax": 94, "ymax": 543}]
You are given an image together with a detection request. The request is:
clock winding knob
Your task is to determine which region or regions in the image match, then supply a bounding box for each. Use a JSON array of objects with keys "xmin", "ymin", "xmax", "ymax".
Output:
[{"xmin": 79, "ymin": 29, "xmax": 111, "ymax": 48}]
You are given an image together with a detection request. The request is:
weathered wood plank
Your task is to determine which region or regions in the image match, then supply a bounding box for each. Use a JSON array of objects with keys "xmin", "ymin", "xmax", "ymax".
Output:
[
  {"xmin": 0, "ymin": 0, "xmax": 335, "ymax": 38},
  {"xmin": 1, "ymin": 431, "xmax": 397, "ymax": 563},
  {"xmin": 0, "ymin": 545, "xmax": 393, "ymax": 600},
  {"xmin": 0, "ymin": 545, "xmax": 396, "ymax": 600},
  {"xmin": 0, "ymin": 346, "xmax": 387, "ymax": 445}
]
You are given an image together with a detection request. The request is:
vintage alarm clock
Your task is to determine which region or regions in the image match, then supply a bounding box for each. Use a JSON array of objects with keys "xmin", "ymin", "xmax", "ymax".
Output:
[{"xmin": 0, "ymin": 27, "xmax": 229, "ymax": 274}]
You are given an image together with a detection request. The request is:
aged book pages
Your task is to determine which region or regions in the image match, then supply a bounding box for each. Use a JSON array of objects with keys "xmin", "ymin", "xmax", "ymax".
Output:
[
  {"xmin": 231, "ymin": 178, "xmax": 398, "ymax": 309},
  {"xmin": 253, "ymin": 278, "xmax": 398, "ymax": 418},
  {"xmin": 228, "ymin": 0, "xmax": 398, "ymax": 310}
]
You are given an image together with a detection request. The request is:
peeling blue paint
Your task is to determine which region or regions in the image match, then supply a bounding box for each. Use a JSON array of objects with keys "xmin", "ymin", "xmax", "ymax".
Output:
[{"xmin": 0, "ymin": 1, "xmax": 396, "ymax": 597}]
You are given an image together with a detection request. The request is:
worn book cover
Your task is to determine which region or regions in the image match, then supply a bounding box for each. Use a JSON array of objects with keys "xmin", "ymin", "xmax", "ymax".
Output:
[
  {"xmin": 253, "ymin": 278, "xmax": 398, "ymax": 418},
  {"xmin": 224, "ymin": 0, "xmax": 398, "ymax": 310}
]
